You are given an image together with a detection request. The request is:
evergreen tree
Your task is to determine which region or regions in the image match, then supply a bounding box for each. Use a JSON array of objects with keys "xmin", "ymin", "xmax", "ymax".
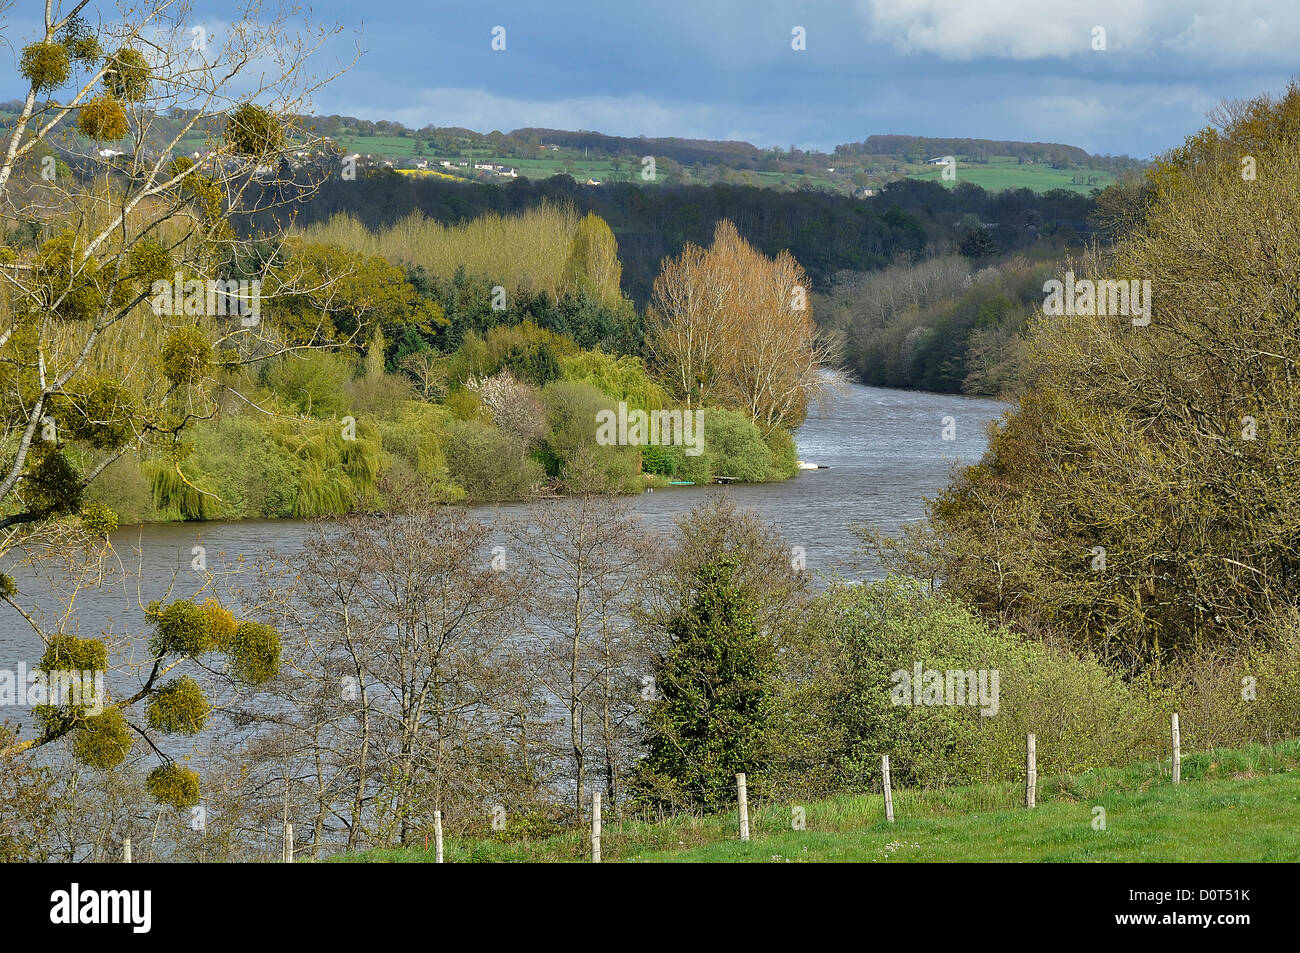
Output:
[{"xmin": 635, "ymin": 554, "xmax": 777, "ymax": 811}]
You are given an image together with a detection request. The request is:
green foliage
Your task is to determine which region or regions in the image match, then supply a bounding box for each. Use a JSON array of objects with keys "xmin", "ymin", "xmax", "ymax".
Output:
[
  {"xmin": 560, "ymin": 351, "xmax": 667, "ymax": 409},
  {"xmin": 146, "ymin": 676, "xmax": 210, "ymax": 735},
  {"xmin": 959, "ymin": 224, "xmax": 998, "ymax": 258},
  {"xmin": 78, "ymin": 501, "xmax": 118, "ymax": 536},
  {"xmin": 787, "ymin": 578, "xmax": 1168, "ymax": 791},
  {"xmin": 160, "ymin": 326, "xmax": 214, "ymax": 385},
  {"xmin": 129, "ymin": 238, "xmax": 173, "ymax": 286},
  {"xmin": 263, "ymin": 350, "xmax": 352, "ymax": 417},
  {"xmin": 762, "ymin": 427, "xmax": 800, "ymax": 480},
  {"xmin": 444, "ymin": 418, "xmax": 544, "ymax": 501},
  {"xmin": 224, "ymin": 103, "xmax": 284, "ymax": 156},
  {"xmin": 59, "ymin": 375, "xmax": 138, "ymax": 449},
  {"xmin": 376, "ymin": 402, "xmax": 463, "ymax": 501},
  {"xmin": 167, "ymin": 156, "xmax": 224, "ymax": 223},
  {"xmin": 896, "ymin": 84, "xmax": 1300, "ymax": 667},
  {"xmin": 39, "ymin": 633, "xmax": 108, "ymax": 674},
  {"xmin": 71, "ymin": 708, "xmax": 132, "ymax": 769},
  {"xmin": 148, "ymin": 599, "xmax": 216, "ymax": 657},
  {"xmin": 31, "ymin": 230, "xmax": 105, "ymax": 323},
  {"xmin": 229, "ymin": 621, "xmax": 281, "ymax": 685},
  {"xmin": 536, "ymin": 380, "xmax": 640, "ymax": 491},
  {"xmin": 20, "ymin": 41, "xmax": 70, "ymax": 91},
  {"xmin": 202, "ymin": 599, "xmax": 238, "ymax": 651},
  {"xmin": 146, "ymin": 764, "xmax": 201, "ymax": 810},
  {"xmin": 697, "ymin": 407, "xmax": 785, "ymax": 482},
  {"xmin": 267, "ymin": 416, "xmax": 382, "ymax": 517},
  {"xmin": 22, "ymin": 446, "xmax": 83, "ymax": 517},
  {"xmin": 0, "ymin": 573, "xmax": 16, "ymax": 600},
  {"xmin": 76, "ymin": 95, "xmax": 128, "ymax": 141},
  {"xmin": 103, "ymin": 47, "xmax": 150, "ymax": 101},
  {"xmin": 635, "ymin": 554, "xmax": 778, "ymax": 811}
]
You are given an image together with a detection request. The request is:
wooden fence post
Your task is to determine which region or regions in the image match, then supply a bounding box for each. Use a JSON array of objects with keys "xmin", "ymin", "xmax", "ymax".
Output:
[
  {"xmin": 736, "ymin": 773, "xmax": 750, "ymax": 841},
  {"xmin": 434, "ymin": 810, "xmax": 444, "ymax": 863},
  {"xmin": 1171, "ymin": 713, "xmax": 1181, "ymax": 785},
  {"xmin": 882, "ymin": 755, "xmax": 895, "ymax": 823},
  {"xmin": 1026, "ymin": 734, "xmax": 1037, "ymax": 808},
  {"xmin": 592, "ymin": 791, "xmax": 602, "ymax": 863},
  {"xmin": 123, "ymin": 838, "xmax": 131, "ymax": 863}
]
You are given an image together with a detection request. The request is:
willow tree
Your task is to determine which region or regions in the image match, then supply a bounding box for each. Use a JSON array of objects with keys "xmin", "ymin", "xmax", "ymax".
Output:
[
  {"xmin": 0, "ymin": 0, "xmax": 350, "ymax": 805},
  {"xmin": 872, "ymin": 84, "xmax": 1300, "ymax": 671}
]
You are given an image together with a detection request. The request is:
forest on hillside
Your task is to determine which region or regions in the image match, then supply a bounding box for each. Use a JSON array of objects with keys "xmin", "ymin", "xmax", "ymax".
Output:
[{"xmin": 241, "ymin": 171, "xmax": 1098, "ymax": 307}]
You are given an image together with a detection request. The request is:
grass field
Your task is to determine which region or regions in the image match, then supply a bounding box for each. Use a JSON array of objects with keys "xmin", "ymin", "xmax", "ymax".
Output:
[
  {"xmin": 907, "ymin": 155, "xmax": 1116, "ymax": 194},
  {"xmin": 333, "ymin": 738, "xmax": 1300, "ymax": 863}
]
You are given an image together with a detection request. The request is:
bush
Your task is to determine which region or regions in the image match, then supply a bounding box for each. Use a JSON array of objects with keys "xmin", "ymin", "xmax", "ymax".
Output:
[
  {"xmin": 262, "ymin": 350, "xmax": 352, "ymax": 418},
  {"xmin": 785, "ymin": 578, "xmax": 1169, "ymax": 792},
  {"xmin": 444, "ymin": 418, "xmax": 543, "ymax": 501},
  {"xmin": 538, "ymin": 380, "xmax": 640, "ymax": 492},
  {"xmin": 698, "ymin": 407, "xmax": 779, "ymax": 483}
]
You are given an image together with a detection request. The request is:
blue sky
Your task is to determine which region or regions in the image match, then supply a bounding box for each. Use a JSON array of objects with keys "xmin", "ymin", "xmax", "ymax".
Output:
[{"xmin": 6, "ymin": 1, "xmax": 1299, "ymax": 158}]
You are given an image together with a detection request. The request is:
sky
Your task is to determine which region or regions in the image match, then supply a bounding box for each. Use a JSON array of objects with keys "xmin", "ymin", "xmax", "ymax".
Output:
[{"xmin": 4, "ymin": 0, "xmax": 1299, "ymax": 159}]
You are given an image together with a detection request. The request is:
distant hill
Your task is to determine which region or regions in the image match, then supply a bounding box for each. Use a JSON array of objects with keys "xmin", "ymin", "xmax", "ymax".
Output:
[{"xmin": 0, "ymin": 100, "xmax": 1145, "ymax": 196}]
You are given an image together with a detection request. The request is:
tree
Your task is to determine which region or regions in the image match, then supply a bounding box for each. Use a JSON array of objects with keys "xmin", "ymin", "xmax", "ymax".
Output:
[
  {"xmin": 873, "ymin": 83, "xmax": 1300, "ymax": 670},
  {"xmin": 507, "ymin": 477, "xmax": 648, "ymax": 816},
  {"xmin": 648, "ymin": 219, "xmax": 833, "ymax": 432},
  {"xmin": 959, "ymin": 224, "xmax": 998, "ymax": 258},
  {"xmin": 634, "ymin": 553, "xmax": 778, "ymax": 812},
  {"xmin": 0, "ymin": 0, "xmax": 347, "ymax": 806}
]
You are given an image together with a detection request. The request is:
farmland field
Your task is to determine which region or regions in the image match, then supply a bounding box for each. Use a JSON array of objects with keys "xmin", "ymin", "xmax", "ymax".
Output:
[{"xmin": 907, "ymin": 155, "xmax": 1116, "ymax": 194}]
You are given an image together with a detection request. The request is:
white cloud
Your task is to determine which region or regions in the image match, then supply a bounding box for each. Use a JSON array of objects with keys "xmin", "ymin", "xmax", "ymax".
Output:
[{"xmin": 859, "ymin": 0, "xmax": 1300, "ymax": 64}]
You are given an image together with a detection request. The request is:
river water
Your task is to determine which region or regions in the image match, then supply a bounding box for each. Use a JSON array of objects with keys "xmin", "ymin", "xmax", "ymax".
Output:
[{"xmin": 1, "ymin": 382, "xmax": 1009, "ymax": 709}]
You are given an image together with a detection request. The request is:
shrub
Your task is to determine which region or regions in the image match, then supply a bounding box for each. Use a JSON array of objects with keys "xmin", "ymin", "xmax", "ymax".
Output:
[
  {"xmin": 698, "ymin": 407, "xmax": 776, "ymax": 483},
  {"xmin": 444, "ymin": 418, "xmax": 543, "ymax": 501},
  {"xmin": 786, "ymin": 578, "xmax": 1168, "ymax": 791},
  {"xmin": 539, "ymin": 380, "xmax": 640, "ymax": 492},
  {"xmin": 262, "ymin": 350, "xmax": 352, "ymax": 418}
]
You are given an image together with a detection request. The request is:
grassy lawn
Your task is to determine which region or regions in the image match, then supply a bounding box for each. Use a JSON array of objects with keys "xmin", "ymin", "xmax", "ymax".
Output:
[{"xmin": 334, "ymin": 739, "xmax": 1300, "ymax": 863}]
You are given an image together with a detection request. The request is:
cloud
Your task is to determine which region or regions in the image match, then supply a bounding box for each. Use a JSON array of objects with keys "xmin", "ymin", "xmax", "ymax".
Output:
[{"xmin": 858, "ymin": 0, "xmax": 1300, "ymax": 64}]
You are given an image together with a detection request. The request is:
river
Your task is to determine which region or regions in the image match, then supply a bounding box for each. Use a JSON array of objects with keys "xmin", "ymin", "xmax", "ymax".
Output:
[{"xmin": 1, "ymin": 381, "xmax": 1009, "ymax": 713}]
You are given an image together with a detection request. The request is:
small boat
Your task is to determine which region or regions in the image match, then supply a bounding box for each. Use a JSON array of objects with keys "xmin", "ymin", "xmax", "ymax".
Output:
[
  {"xmin": 669, "ymin": 480, "xmax": 695, "ymax": 486},
  {"xmin": 796, "ymin": 461, "xmax": 830, "ymax": 470}
]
